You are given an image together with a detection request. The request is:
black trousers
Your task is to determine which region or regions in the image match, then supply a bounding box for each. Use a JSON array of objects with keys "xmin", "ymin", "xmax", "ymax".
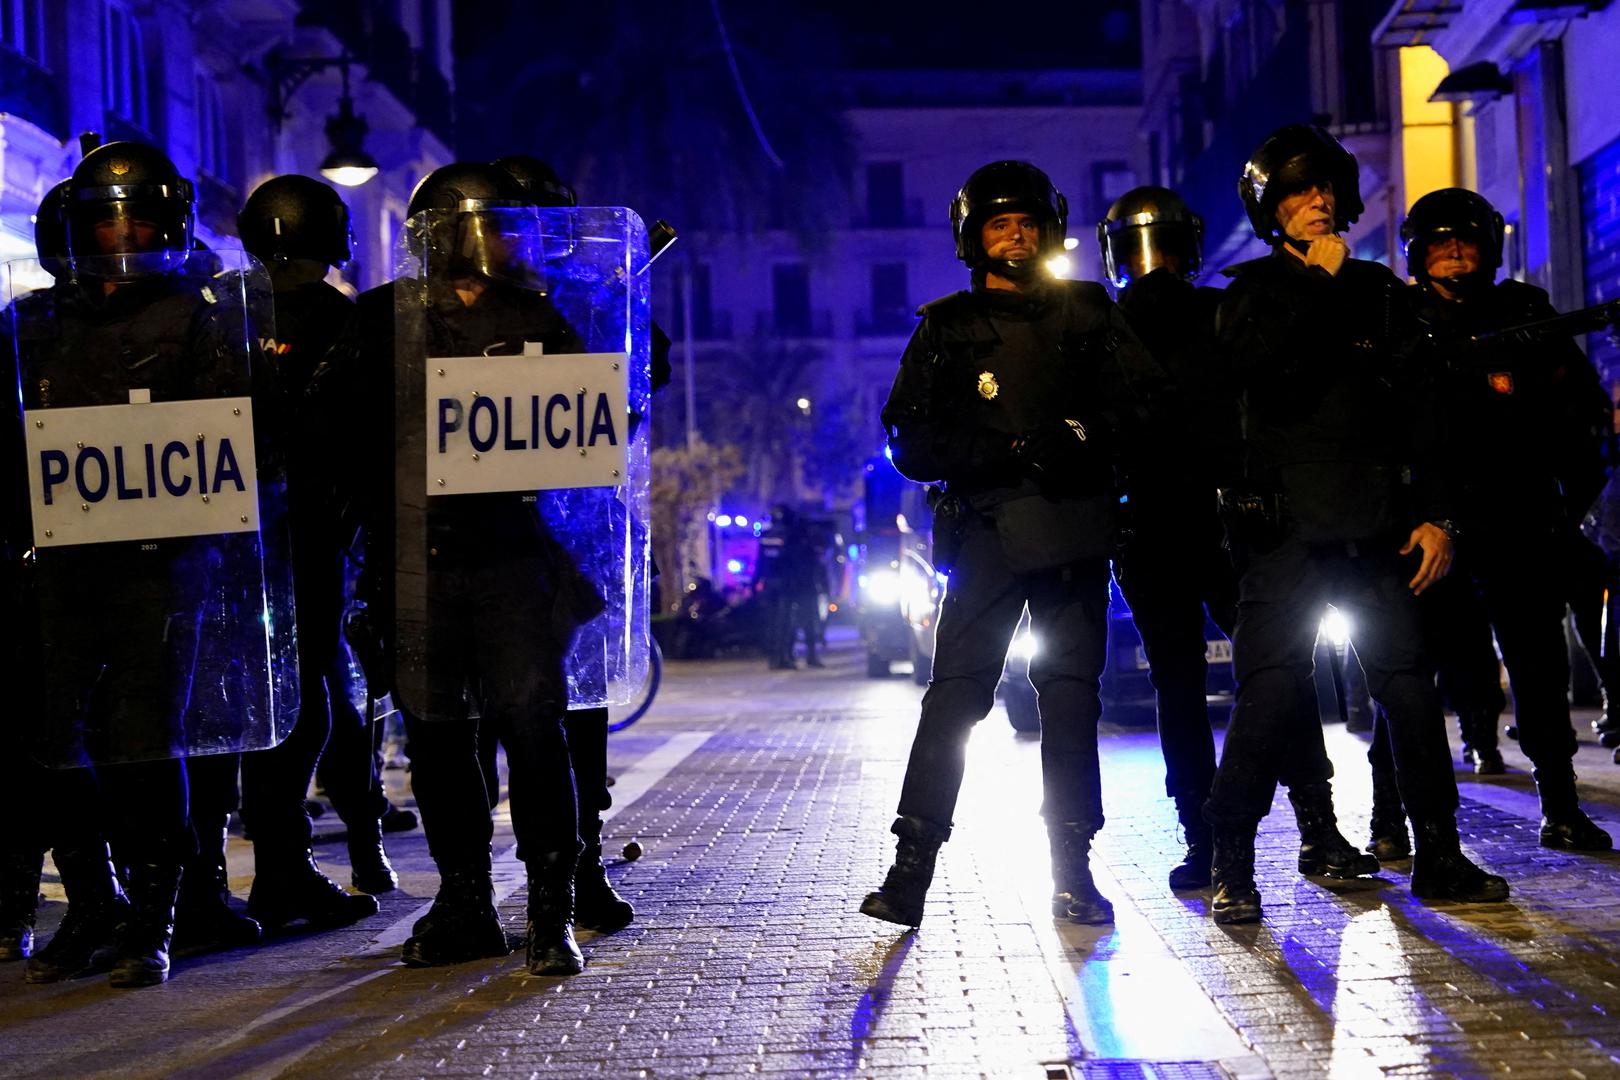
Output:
[
  {"xmin": 1206, "ymin": 536, "xmax": 1458, "ymax": 829},
  {"xmin": 1118, "ymin": 510, "xmax": 1335, "ymax": 806},
  {"xmin": 240, "ymin": 547, "xmax": 345, "ymax": 851},
  {"xmin": 1563, "ymin": 530, "xmax": 1620, "ymax": 699},
  {"xmin": 403, "ymin": 558, "xmax": 579, "ymax": 869},
  {"xmin": 897, "ymin": 517, "xmax": 1111, "ymax": 830},
  {"xmin": 564, "ymin": 706, "xmax": 613, "ymax": 852},
  {"xmin": 1369, "ymin": 568, "xmax": 1505, "ymax": 772}
]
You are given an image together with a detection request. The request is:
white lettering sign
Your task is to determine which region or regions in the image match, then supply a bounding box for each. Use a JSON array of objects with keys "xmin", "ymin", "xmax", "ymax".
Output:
[
  {"xmin": 24, "ymin": 397, "xmax": 260, "ymax": 547},
  {"xmin": 427, "ymin": 352, "xmax": 630, "ymax": 495}
]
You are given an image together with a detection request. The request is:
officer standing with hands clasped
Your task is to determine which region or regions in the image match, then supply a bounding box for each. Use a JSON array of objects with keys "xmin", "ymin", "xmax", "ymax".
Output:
[
  {"xmin": 861, "ymin": 160, "xmax": 1167, "ymax": 929},
  {"xmin": 1369, "ymin": 188, "xmax": 1612, "ymax": 854},
  {"xmin": 1204, "ymin": 126, "xmax": 1508, "ymax": 924},
  {"xmin": 1098, "ymin": 187, "xmax": 1375, "ymax": 891}
]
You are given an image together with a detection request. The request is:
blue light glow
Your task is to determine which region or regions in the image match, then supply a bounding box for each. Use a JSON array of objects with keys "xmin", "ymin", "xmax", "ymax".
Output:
[
  {"xmin": 716, "ymin": 514, "xmax": 733, "ymax": 527},
  {"xmin": 726, "ymin": 558, "xmax": 744, "ymax": 574}
]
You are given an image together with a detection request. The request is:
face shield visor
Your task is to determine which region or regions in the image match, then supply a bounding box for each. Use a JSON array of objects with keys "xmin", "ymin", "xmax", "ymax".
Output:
[
  {"xmin": 414, "ymin": 202, "xmax": 546, "ymax": 289},
  {"xmin": 67, "ymin": 187, "xmax": 192, "ymax": 282},
  {"xmin": 1100, "ymin": 220, "xmax": 1201, "ymax": 288}
]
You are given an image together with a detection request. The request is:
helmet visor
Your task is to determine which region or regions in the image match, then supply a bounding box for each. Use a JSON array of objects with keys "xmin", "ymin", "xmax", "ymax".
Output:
[{"xmin": 1103, "ymin": 222, "xmax": 1200, "ymax": 287}]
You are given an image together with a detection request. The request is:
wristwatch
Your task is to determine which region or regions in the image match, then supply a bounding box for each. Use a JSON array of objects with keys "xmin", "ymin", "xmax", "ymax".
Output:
[{"xmin": 1430, "ymin": 518, "xmax": 1461, "ymax": 542}]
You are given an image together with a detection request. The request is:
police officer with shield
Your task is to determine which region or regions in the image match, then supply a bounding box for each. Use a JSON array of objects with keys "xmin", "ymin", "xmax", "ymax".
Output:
[
  {"xmin": 0, "ymin": 181, "xmax": 72, "ymax": 966},
  {"xmin": 861, "ymin": 160, "xmax": 1167, "ymax": 928},
  {"xmin": 1099, "ymin": 186, "xmax": 1374, "ymax": 890},
  {"xmin": 234, "ymin": 175, "xmax": 389, "ymax": 927},
  {"xmin": 1367, "ymin": 188, "xmax": 1612, "ymax": 854},
  {"xmin": 1205, "ymin": 126, "xmax": 1508, "ymax": 923},
  {"xmin": 335, "ymin": 162, "xmax": 606, "ymax": 975},
  {"xmin": 6, "ymin": 142, "xmax": 291, "ymax": 985}
]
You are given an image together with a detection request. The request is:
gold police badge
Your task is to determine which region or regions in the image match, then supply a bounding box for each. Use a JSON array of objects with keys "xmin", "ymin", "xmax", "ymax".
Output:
[
  {"xmin": 109, "ymin": 159, "xmax": 130, "ymax": 176},
  {"xmin": 977, "ymin": 371, "xmax": 999, "ymax": 400}
]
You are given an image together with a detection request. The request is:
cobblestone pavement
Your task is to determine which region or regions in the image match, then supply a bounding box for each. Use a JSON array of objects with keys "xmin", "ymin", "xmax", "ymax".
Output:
[{"xmin": 2, "ymin": 633, "xmax": 1619, "ymax": 1079}]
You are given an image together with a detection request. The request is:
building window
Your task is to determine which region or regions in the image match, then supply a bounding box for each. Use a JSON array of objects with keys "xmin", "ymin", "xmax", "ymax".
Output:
[
  {"xmin": 866, "ymin": 263, "xmax": 910, "ymax": 335},
  {"xmin": 772, "ymin": 263, "xmax": 811, "ymax": 336},
  {"xmin": 1, "ymin": 0, "xmax": 47, "ymax": 65},
  {"xmin": 196, "ymin": 72, "xmax": 229, "ymax": 182},
  {"xmin": 102, "ymin": 1, "xmax": 147, "ymax": 128},
  {"xmin": 1090, "ymin": 161, "xmax": 1137, "ymax": 222},
  {"xmin": 865, "ymin": 162, "xmax": 905, "ymax": 227}
]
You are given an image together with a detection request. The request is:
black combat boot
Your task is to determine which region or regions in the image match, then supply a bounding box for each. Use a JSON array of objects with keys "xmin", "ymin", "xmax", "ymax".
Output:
[
  {"xmin": 401, "ymin": 865, "xmax": 510, "ymax": 967},
  {"xmin": 1365, "ymin": 766, "xmax": 1411, "ymax": 861},
  {"xmin": 1167, "ymin": 797, "xmax": 1213, "ymax": 890},
  {"xmin": 1534, "ymin": 766, "xmax": 1614, "ymax": 851},
  {"xmin": 174, "ymin": 825, "xmax": 261, "ymax": 948},
  {"xmin": 1209, "ymin": 826, "xmax": 1262, "ymax": 924},
  {"xmin": 0, "ymin": 850, "xmax": 44, "ymax": 961},
  {"xmin": 109, "ymin": 862, "xmax": 182, "ymax": 988},
  {"xmin": 1410, "ymin": 819, "xmax": 1509, "ymax": 902},
  {"xmin": 346, "ymin": 815, "xmax": 399, "ymax": 895},
  {"xmin": 525, "ymin": 852, "xmax": 585, "ymax": 976},
  {"xmin": 1458, "ymin": 711, "xmax": 1505, "ymax": 774},
  {"xmin": 573, "ymin": 816, "xmax": 633, "ymax": 934},
  {"xmin": 246, "ymin": 847, "xmax": 380, "ymax": 931},
  {"xmin": 1289, "ymin": 781, "xmax": 1379, "ymax": 878},
  {"xmin": 24, "ymin": 845, "xmax": 130, "ymax": 983},
  {"xmin": 1047, "ymin": 821, "xmax": 1114, "ymax": 924},
  {"xmin": 859, "ymin": 815, "xmax": 951, "ymax": 928}
]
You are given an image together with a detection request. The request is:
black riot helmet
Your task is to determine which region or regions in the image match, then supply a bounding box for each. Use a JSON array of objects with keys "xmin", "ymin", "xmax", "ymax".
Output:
[
  {"xmin": 492, "ymin": 155, "xmax": 578, "ymax": 208},
  {"xmin": 407, "ymin": 161, "xmax": 540, "ymax": 283},
  {"xmin": 1400, "ymin": 187, "xmax": 1504, "ymax": 288},
  {"xmin": 1097, "ymin": 185, "xmax": 1204, "ymax": 288},
  {"xmin": 1238, "ymin": 124, "xmax": 1363, "ymax": 243},
  {"xmin": 237, "ymin": 174, "xmax": 353, "ymax": 269},
  {"xmin": 33, "ymin": 181, "xmax": 69, "ymax": 278},
  {"xmin": 63, "ymin": 141, "xmax": 194, "ymax": 279},
  {"xmin": 949, "ymin": 160, "xmax": 1068, "ymax": 281}
]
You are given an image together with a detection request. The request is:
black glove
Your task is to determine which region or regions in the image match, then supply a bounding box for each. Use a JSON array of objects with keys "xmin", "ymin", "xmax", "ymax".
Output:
[{"xmin": 1013, "ymin": 418, "xmax": 1094, "ymax": 476}]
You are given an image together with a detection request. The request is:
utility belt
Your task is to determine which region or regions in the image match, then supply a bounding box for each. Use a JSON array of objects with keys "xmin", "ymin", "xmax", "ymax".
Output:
[
  {"xmin": 929, "ymin": 484, "xmax": 1115, "ymax": 575},
  {"xmin": 1216, "ymin": 487, "xmax": 1288, "ymax": 556}
]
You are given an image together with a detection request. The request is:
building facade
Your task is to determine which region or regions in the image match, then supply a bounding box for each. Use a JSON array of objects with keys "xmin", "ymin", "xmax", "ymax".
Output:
[
  {"xmin": 0, "ymin": 0, "xmax": 454, "ymax": 292},
  {"xmin": 654, "ymin": 67, "xmax": 1146, "ymax": 516},
  {"xmin": 1375, "ymin": 0, "xmax": 1620, "ymax": 382}
]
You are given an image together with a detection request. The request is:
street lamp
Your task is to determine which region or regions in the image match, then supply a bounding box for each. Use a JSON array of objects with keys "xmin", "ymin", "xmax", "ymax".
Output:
[{"xmin": 267, "ymin": 50, "xmax": 379, "ymax": 187}]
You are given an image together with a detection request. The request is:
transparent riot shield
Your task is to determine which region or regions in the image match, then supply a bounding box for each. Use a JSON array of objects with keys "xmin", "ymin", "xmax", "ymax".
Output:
[
  {"xmin": 393, "ymin": 206, "xmax": 650, "ymax": 717},
  {"xmin": 6, "ymin": 250, "xmax": 297, "ymax": 767}
]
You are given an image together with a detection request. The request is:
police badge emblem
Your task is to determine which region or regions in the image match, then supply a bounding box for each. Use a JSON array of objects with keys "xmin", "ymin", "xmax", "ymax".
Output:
[{"xmin": 977, "ymin": 371, "xmax": 999, "ymax": 400}]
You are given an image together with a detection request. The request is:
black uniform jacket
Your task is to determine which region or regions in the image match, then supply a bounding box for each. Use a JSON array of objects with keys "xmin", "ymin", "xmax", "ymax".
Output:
[
  {"xmin": 881, "ymin": 279, "xmax": 1166, "ymax": 498},
  {"xmin": 1414, "ymin": 278, "xmax": 1613, "ymax": 537},
  {"xmin": 1217, "ymin": 249, "xmax": 1448, "ymax": 545},
  {"xmin": 1116, "ymin": 269, "xmax": 1240, "ymax": 520}
]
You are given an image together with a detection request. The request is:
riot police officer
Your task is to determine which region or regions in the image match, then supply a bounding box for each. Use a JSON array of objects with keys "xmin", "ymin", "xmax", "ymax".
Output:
[
  {"xmin": 861, "ymin": 160, "xmax": 1167, "ymax": 928},
  {"xmin": 1206, "ymin": 126, "xmax": 1509, "ymax": 923},
  {"xmin": 8, "ymin": 141, "xmax": 273, "ymax": 985},
  {"xmin": 1099, "ymin": 186, "xmax": 1374, "ymax": 890},
  {"xmin": 756, "ymin": 504, "xmax": 816, "ymax": 669},
  {"xmin": 234, "ymin": 175, "xmax": 387, "ymax": 929},
  {"xmin": 334, "ymin": 162, "xmax": 598, "ymax": 974},
  {"xmin": 491, "ymin": 154, "xmax": 637, "ymax": 935},
  {"xmin": 1377, "ymin": 188, "xmax": 1612, "ymax": 852},
  {"xmin": 0, "ymin": 181, "xmax": 71, "ymax": 966}
]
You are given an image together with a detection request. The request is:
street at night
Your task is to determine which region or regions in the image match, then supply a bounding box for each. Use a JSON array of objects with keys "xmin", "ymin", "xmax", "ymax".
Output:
[{"xmin": 3, "ymin": 634, "xmax": 1617, "ymax": 1078}]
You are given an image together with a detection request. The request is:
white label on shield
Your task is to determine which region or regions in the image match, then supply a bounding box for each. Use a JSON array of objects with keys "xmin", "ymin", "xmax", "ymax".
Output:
[
  {"xmin": 427, "ymin": 352, "xmax": 630, "ymax": 496},
  {"xmin": 25, "ymin": 397, "xmax": 259, "ymax": 548}
]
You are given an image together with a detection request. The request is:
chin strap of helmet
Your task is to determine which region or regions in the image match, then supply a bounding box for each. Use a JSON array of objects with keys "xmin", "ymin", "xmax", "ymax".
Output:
[
  {"xmin": 980, "ymin": 256, "xmax": 1041, "ymax": 284},
  {"xmin": 1433, "ymin": 271, "xmax": 1487, "ymax": 298}
]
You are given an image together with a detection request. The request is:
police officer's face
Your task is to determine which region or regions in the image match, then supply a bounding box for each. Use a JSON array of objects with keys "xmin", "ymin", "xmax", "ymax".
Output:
[
  {"xmin": 981, "ymin": 213, "xmax": 1040, "ymax": 260},
  {"xmin": 1275, "ymin": 183, "xmax": 1336, "ymax": 241},
  {"xmin": 1424, "ymin": 236, "xmax": 1481, "ymax": 280},
  {"xmin": 94, "ymin": 216, "xmax": 161, "ymax": 255}
]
